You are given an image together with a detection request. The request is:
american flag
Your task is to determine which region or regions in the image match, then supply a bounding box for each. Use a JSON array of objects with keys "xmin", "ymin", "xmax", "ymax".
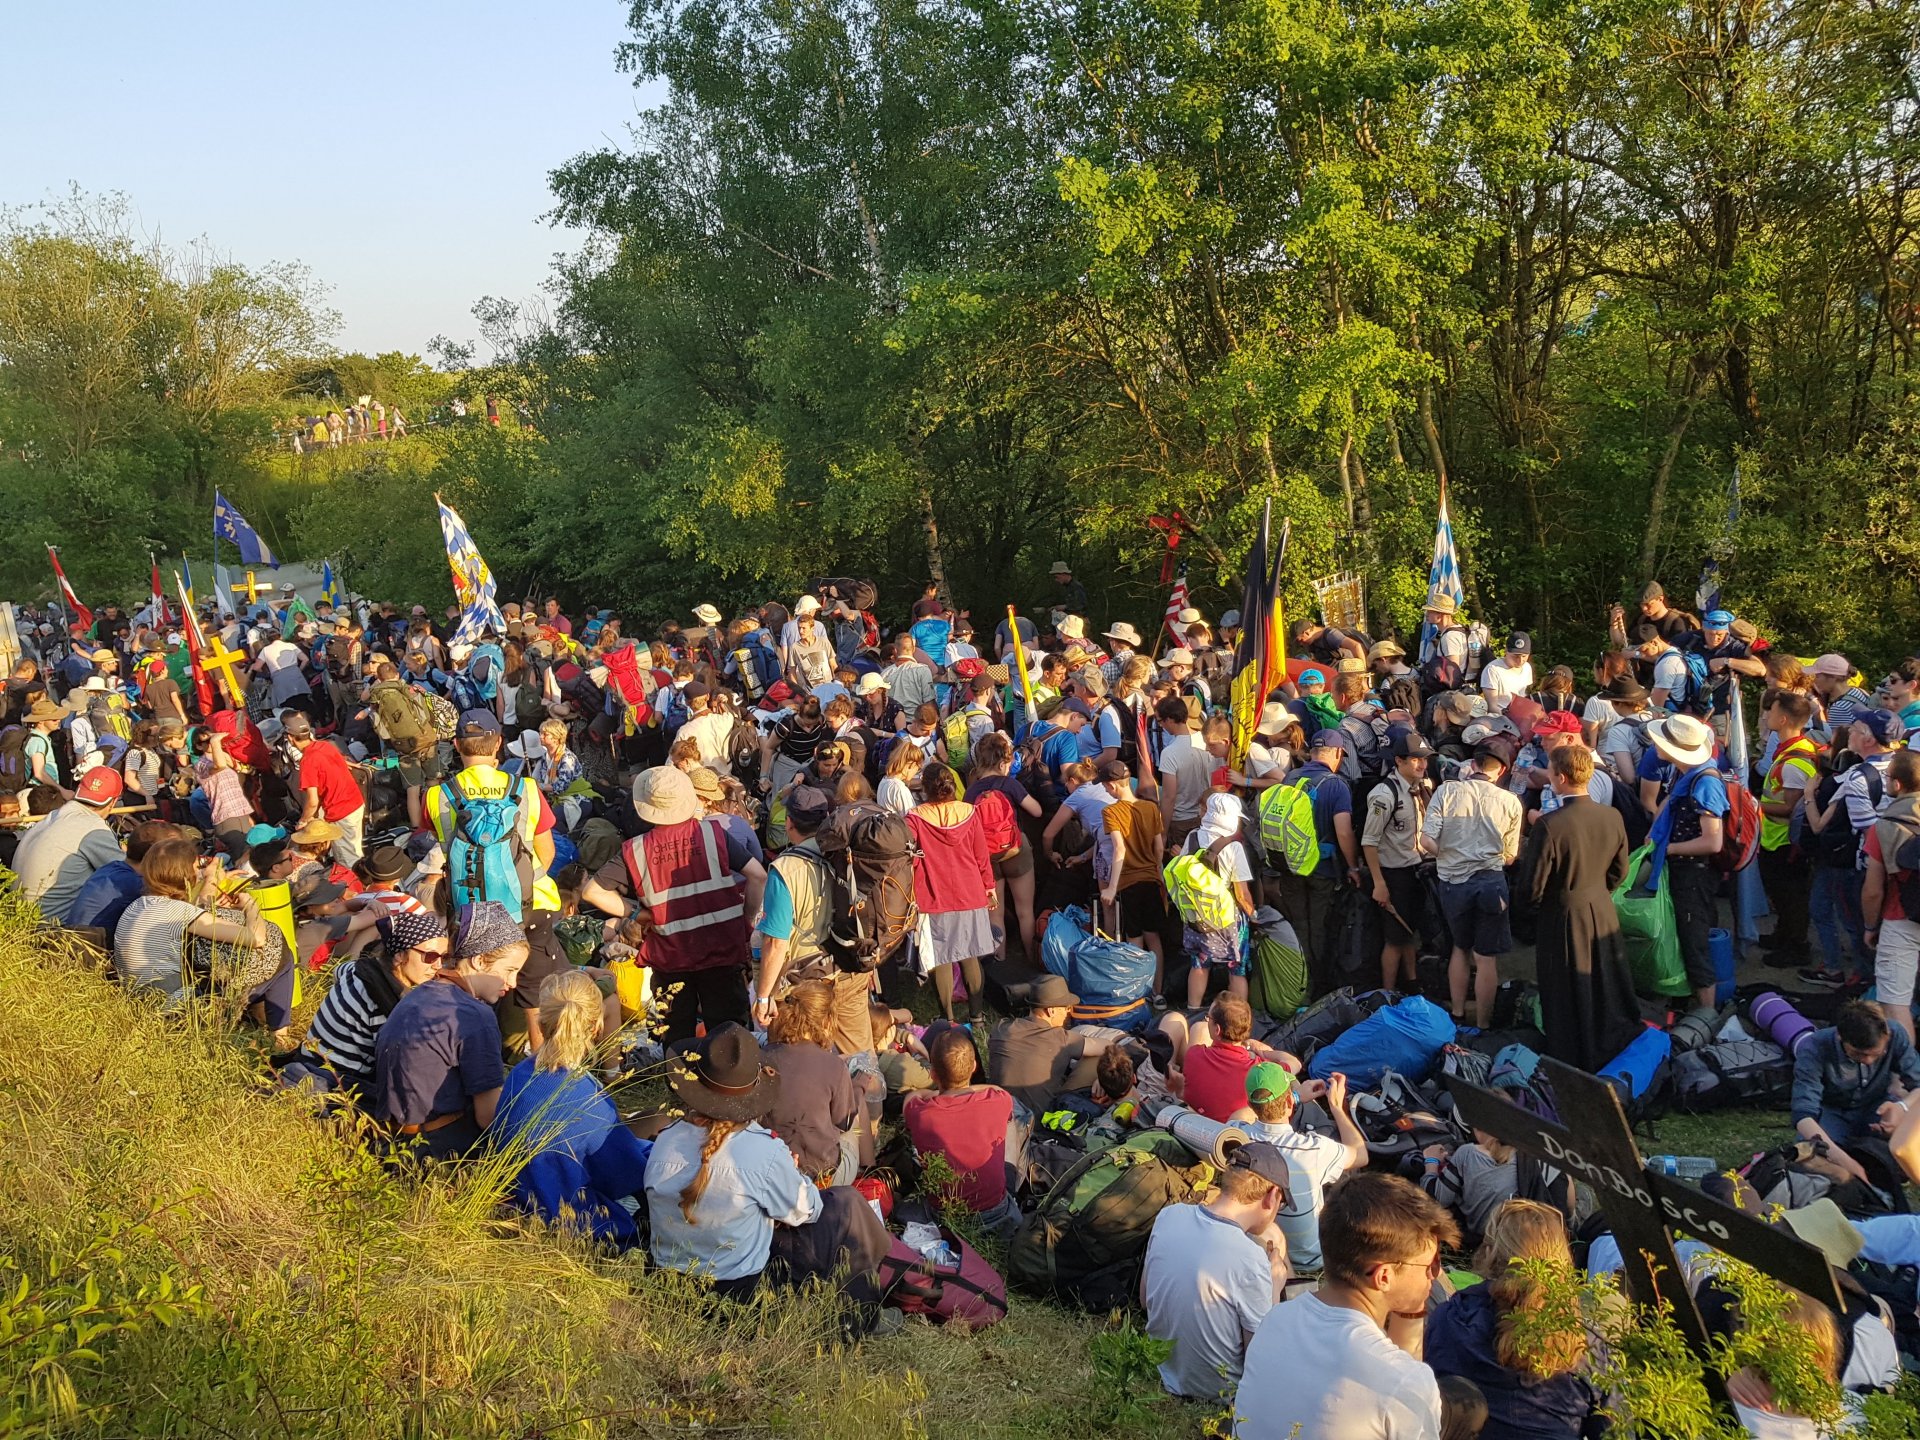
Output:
[
  {"xmin": 1420, "ymin": 480, "xmax": 1463, "ymax": 660},
  {"xmin": 1162, "ymin": 568, "xmax": 1190, "ymax": 646}
]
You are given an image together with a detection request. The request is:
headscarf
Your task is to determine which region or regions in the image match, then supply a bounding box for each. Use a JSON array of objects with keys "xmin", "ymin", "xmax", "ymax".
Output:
[
  {"xmin": 1194, "ymin": 791, "xmax": 1244, "ymax": 850},
  {"xmin": 378, "ymin": 910, "xmax": 447, "ymax": 959},
  {"xmin": 453, "ymin": 900, "xmax": 524, "ymax": 959}
]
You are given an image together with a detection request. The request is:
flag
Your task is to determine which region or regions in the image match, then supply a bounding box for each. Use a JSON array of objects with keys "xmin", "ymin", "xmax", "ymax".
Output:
[
  {"xmin": 1162, "ymin": 569, "xmax": 1191, "ymax": 648},
  {"xmin": 214, "ymin": 490, "xmax": 277, "ymax": 567},
  {"xmin": 281, "ymin": 594, "xmax": 318, "ymax": 640},
  {"xmin": 181, "ymin": 553, "xmax": 195, "ymax": 608},
  {"xmin": 149, "ymin": 554, "xmax": 169, "ymax": 631},
  {"xmin": 1228, "ymin": 500, "xmax": 1287, "ymax": 767},
  {"xmin": 1420, "ymin": 479, "xmax": 1464, "ymax": 661},
  {"xmin": 1006, "ymin": 604, "xmax": 1037, "ymax": 729},
  {"xmin": 174, "ymin": 571, "xmax": 217, "ymax": 715},
  {"xmin": 320, "ymin": 559, "xmax": 340, "ymax": 610},
  {"xmin": 214, "ymin": 563, "xmax": 238, "ymax": 619},
  {"xmin": 47, "ymin": 545, "xmax": 92, "ymax": 633},
  {"xmin": 1696, "ymin": 459, "xmax": 1741, "ymax": 616},
  {"xmin": 435, "ymin": 495, "xmax": 505, "ymax": 645}
]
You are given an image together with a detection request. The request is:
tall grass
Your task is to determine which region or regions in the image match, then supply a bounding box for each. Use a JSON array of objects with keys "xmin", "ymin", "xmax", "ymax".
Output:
[{"xmin": 0, "ymin": 893, "xmax": 1184, "ymax": 1438}]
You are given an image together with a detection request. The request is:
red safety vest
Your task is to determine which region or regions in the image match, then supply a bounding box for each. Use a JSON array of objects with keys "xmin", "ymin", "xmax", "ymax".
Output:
[{"xmin": 621, "ymin": 817, "xmax": 749, "ymax": 974}]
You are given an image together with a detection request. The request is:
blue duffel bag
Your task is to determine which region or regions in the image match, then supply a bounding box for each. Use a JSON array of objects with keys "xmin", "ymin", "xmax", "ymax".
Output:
[
  {"xmin": 1042, "ymin": 906, "xmax": 1091, "ymax": 978},
  {"xmin": 1308, "ymin": 995, "xmax": 1456, "ymax": 1087},
  {"xmin": 1068, "ymin": 935, "xmax": 1157, "ymax": 1033}
]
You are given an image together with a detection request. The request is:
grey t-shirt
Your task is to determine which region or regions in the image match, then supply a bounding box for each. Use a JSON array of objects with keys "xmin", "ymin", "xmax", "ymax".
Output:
[
  {"xmin": 13, "ymin": 802, "xmax": 123, "ymax": 925},
  {"xmin": 1158, "ymin": 732, "xmax": 1214, "ymax": 822}
]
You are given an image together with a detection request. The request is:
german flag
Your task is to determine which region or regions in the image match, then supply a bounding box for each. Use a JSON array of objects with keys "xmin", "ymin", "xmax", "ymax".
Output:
[{"xmin": 1228, "ymin": 499, "xmax": 1288, "ymax": 767}]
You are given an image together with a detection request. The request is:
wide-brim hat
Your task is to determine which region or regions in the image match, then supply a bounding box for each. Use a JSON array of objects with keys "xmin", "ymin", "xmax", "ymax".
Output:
[
  {"xmin": 692, "ymin": 604, "xmax": 723, "ymax": 625},
  {"xmin": 1648, "ymin": 714, "xmax": 1715, "ymax": 768},
  {"xmin": 1780, "ymin": 1198, "xmax": 1865, "ymax": 1268},
  {"xmin": 1601, "ymin": 674, "xmax": 1649, "ymax": 704},
  {"xmin": 632, "ymin": 765, "xmax": 699, "ymax": 826},
  {"xmin": 25, "ymin": 699, "xmax": 64, "ymax": 725},
  {"xmin": 1423, "ymin": 592, "xmax": 1458, "ymax": 617},
  {"xmin": 1049, "ymin": 560, "xmax": 1073, "ymax": 576},
  {"xmin": 1103, "ymin": 622, "xmax": 1143, "ymax": 647},
  {"xmin": 1057, "ymin": 615, "xmax": 1086, "ymax": 639},
  {"xmin": 668, "ymin": 1023, "xmax": 782, "ymax": 1122}
]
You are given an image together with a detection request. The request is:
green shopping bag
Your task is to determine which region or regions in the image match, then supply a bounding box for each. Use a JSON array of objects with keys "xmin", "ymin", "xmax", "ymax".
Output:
[{"xmin": 1613, "ymin": 843, "xmax": 1690, "ymax": 997}]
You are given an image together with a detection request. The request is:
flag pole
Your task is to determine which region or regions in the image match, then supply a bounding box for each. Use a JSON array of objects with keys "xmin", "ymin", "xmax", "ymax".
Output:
[{"xmin": 1006, "ymin": 605, "xmax": 1037, "ymax": 726}]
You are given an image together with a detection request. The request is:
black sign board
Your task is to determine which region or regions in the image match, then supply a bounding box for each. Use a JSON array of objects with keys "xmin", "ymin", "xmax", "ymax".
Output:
[{"xmin": 1444, "ymin": 1054, "xmax": 1843, "ymax": 1359}]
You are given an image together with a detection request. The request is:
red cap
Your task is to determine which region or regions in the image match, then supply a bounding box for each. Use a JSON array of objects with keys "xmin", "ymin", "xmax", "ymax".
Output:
[
  {"xmin": 75, "ymin": 766, "xmax": 124, "ymax": 806},
  {"xmin": 1533, "ymin": 709, "xmax": 1584, "ymax": 738}
]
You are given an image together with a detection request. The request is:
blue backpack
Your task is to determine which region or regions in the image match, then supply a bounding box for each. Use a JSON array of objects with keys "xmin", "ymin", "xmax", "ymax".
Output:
[
  {"xmin": 439, "ymin": 781, "xmax": 532, "ymax": 921},
  {"xmin": 1676, "ymin": 649, "xmax": 1710, "ymax": 708}
]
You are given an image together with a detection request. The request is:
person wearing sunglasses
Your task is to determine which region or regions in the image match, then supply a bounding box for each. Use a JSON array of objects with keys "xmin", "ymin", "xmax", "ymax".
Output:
[{"xmin": 1231, "ymin": 1171, "xmax": 1460, "ymax": 1439}]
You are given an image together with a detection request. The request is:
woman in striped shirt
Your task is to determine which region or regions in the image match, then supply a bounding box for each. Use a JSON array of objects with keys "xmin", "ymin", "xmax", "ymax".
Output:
[{"xmin": 294, "ymin": 912, "xmax": 447, "ymax": 1095}]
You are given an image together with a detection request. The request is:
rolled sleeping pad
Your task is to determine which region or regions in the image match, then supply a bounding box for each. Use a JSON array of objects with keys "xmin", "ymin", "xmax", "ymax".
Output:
[
  {"xmin": 1598, "ymin": 1025, "xmax": 1672, "ymax": 1102},
  {"xmin": 1750, "ymin": 991, "xmax": 1817, "ymax": 1056},
  {"xmin": 1668, "ymin": 1005, "xmax": 1720, "ymax": 1055},
  {"xmin": 1157, "ymin": 1104, "xmax": 1251, "ymax": 1169},
  {"xmin": 249, "ymin": 878, "xmax": 302, "ymax": 1008},
  {"xmin": 1709, "ymin": 927, "xmax": 1736, "ymax": 1007}
]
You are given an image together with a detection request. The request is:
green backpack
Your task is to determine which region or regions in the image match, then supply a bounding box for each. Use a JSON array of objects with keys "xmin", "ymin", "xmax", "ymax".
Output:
[
  {"xmin": 1257, "ymin": 772, "xmax": 1324, "ymax": 877},
  {"xmin": 1005, "ymin": 1131, "xmax": 1207, "ymax": 1312},
  {"xmin": 1163, "ymin": 832, "xmax": 1240, "ymax": 931},
  {"xmin": 1247, "ymin": 929, "xmax": 1307, "ymax": 1020},
  {"xmin": 943, "ymin": 707, "xmax": 978, "ymax": 768}
]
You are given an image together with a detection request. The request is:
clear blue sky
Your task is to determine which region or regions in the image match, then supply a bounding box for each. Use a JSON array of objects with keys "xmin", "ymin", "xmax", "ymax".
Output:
[{"xmin": 0, "ymin": 2, "xmax": 657, "ymax": 356}]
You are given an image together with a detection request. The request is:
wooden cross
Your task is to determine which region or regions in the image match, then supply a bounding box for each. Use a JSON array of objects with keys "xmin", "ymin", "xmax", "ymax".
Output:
[
  {"xmin": 1445, "ymin": 1057, "xmax": 1844, "ymax": 1368},
  {"xmin": 199, "ymin": 634, "xmax": 249, "ymax": 708},
  {"xmin": 230, "ymin": 571, "xmax": 261, "ymax": 607}
]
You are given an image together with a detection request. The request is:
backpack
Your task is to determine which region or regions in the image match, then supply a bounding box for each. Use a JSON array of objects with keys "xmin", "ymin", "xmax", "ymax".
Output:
[
  {"xmin": 943, "ymin": 708, "xmax": 978, "ymax": 769},
  {"xmin": 325, "ymin": 634, "xmax": 358, "ymax": 679},
  {"xmin": 877, "ymin": 1230, "xmax": 1008, "ymax": 1330},
  {"xmin": 818, "ymin": 810, "xmax": 919, "ymax": 973},
  {"xmin": 1673, "ymin": 1037, "xmax": 1791, "ymax": 1112},
  {"xmin": 1676, "ymin": 650, "xmax": 1710, "ymax": 708},
  {"xmin": 1015, "ymin": 721, "xmax": 1064, "ymax": 811},
  {"xmin": 1607, "ymin": 772, "xmax": 1653, "ymax": 849},
  {"xmin": 1669, "ymin": 765, "xmax": 1761, "ymax": 875},
  {"xmin": 438, "ymin": 780, "xmax": 533, "ymax": 921},
  {"xmin": 368, "ymin": 680, "xmax": 430, "ymax": 748},
  {"xmin": 1256, "ymin": 772, "xmax": 1325, "ymax": 877},
  {"xmin": 1163, "ymin": 832, "xmax": 1240, "ymax": 931},
  {"xmin": 1462, "ymin": 621, "xmax": 1491, "ymax": 683},
  {"xmin": 1339, "ymin": 712, "xmax": 1391, "ymax": 781},
  {"xmin": 1596, "ymin": 1027, "xmax": 1673, "ymax": 1125},
  {"xmin": 1875, "ymin": 806, "xmax": 1920, "ymax": 919},
  {"xmin": 0, "ymin": 724, "xmax": 25, "ymax": 792},
  {"xmin": 423, "ymin": 690, "xmax": 459, "ymax": 743},
  {"xmin": 1005, "ymin": 1131, "xmax": 1205, "ymax": 1312},
  {"xmin": 1489, "ymin": 1042, "xmax": 1560, "ymax": 1123},
  {"xmin": 1419, "ymin": 627, "xmax": 1467, "ymax": 697}
]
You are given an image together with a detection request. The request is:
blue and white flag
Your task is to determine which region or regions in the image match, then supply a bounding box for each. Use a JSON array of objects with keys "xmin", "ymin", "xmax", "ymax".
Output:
[
  {"xmin": 320, "ymin": 559, "xmax": 341, "ymax": 609},
  {"xmin": 1419, "ymin": 481, "xmax": 1464, "ymax": 658},
  {"xmin": 214, "ymin": 491, "xmax": 277, "ymax": 567},
  {"xmin": 435, "ymin": 497, "xmax": 504, "ymax": 645}
]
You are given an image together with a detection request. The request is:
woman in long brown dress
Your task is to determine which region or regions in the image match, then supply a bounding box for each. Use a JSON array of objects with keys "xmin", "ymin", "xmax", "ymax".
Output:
[{"xmin": 1526, "ymin": 744, "xmax": 1639, "ymax": 1071}]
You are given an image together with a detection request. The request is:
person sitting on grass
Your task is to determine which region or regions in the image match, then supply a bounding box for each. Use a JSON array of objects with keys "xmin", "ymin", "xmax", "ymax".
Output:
[
  {"xmin": 113, "ymin": 838, "xmax": 271, "ymax": 1010},
  {"xmin": 762, "ymin": 979, "xmax": 867, "ymax": 1185},
  {"xmin": 1225, "ymin": 1061, "xmax": 1367, "ymax": 1276},
  {"xmin": 371, "ymin": 901, "xmax": 526, "ymax": 1161},
  {"xmin": 1172, "ymin": 995, "xmax": 1285, "ymax": 1123},
  {"xmin": 1142, "ymin": 1141, "xmax": 1292, "ymax": 1399},
  {"xmin": 1791, "ymin": 999, "xmax": 1920, "ymax": 1182},
  {"xmin": 287, "ymin": 911, "xmax": 448, "ymax": 1096},
  {"xmin": 493, "ymin": 970, "xmax": 654, "ymax": 1249},
  {"xmin": 905, "ymin": 1024, "xmax": 1020, "ymax": 1237},
  {"xmin": 645, "ymin": 1023, "xmax": 894, "ymax": 1326}
]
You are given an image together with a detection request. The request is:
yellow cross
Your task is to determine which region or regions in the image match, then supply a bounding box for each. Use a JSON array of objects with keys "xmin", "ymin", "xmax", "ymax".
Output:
[
  {"xmin": 230, "ymin": 571, "xmax": 260, "ymax": 606},
  {"xmin": 200, "ymin": 635, "xmax": 249, "ymax": 707}
]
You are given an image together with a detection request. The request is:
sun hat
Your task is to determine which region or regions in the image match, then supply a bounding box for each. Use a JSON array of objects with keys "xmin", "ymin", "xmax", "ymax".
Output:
[
  {"xmin": 1424, "ymin": 592, "xmax": 1457, "ymax": 616},
  {"xmin": 688, "ymin": 765, "xmax": 724, "ymax": 803},
  {"xmin": 1601, "ymin": 674, "xmax": 1649, "ymax": 704},
  {"xmin": 1177, "ymin": 607, "xmax": 1202, "ymax": 626},
  {"xmin": 1810, "ymin": 653, "xmax": 1853, "ymax": 679},
  {"xmin": 290, "ymin": 864, "xmax": 348, "ymax": 911},
  {"xmin": 81, "ymin": 676, "xmax": 109, "ymax": 693},
  {"xmin": 24, "ymin": 698, "xmax": 64, "ymax": 725},
  {"xmin": 1257, "ymin": 701, "xmax": 1289, "ymax": 735},
  {"xmin": 362, "ymin": 845, "xmax": 412, "ymax": 885},
  {"xmin": 1648, "ymin": 714, "xmax": 1715, "ymax": 768},
  {"xmin": 74, "ymin": 766, "xmax": 123, "ymax": 806},
  {"xmin": 1049, "ymin": 560, "xmax": 1073, "ymax": 576},
  {"xmin": 858, "ymin": 673, "xmax": 890, "ymax": 695},
  {"xmin": 454, "ymin": 900, "xmax": 525, "ymax": 959},
  {"xmin": 631, "ymin": 766, "xmax": 699, "ymax": 826},
  {"xmin": 1057, "ymin": 615, "xmax": 1087, "ymax": 639},
  {"xmin": 1103, "ymin": 622, "xmax": 1144, "ymax": 647},
  {"xmin": 1245, "ymin": 1061, "xmax": 1294, "ymax": 1106},
  {"xmin": 1160, "ymin": 647, "xmax": 1194, "ymax": 668},
  {"xmin": 668, "ymin": 1023, "xmax": 782, "ymax": 1123},
  {"xmin": 290, "ymin": 818, "xmax": 343, "ymax": 846},
  {"xmin": 379, "ymin": 910, "xmax": 448, "ymax": 959},
  {"xmin": 692, "ymin": 603, "xmax": 723, "ymax": 625},
  {"xmin": 1779, "ymin": 1198, "xmax": 1865, "ymax": 1268},
  {"xmin": 1026, "ymin": 974, "xmax": 1080, "ymax": 1009},
  {"xmin": 1368, "ymin": 640, "xmax": 1406, "ymax": 662},
  {"xmin": 794, "ymin": 595, "xmax": 822, "ymax": 615},
  {"xmin": 1336, "ymin": 656, "xmax": 1368, "ymax": 675}
]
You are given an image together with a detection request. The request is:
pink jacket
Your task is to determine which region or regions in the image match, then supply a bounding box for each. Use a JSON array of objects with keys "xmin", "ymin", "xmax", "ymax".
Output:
[{"xmin": 907, "ymin": 806, "xmax": 994, "ymax": 915}]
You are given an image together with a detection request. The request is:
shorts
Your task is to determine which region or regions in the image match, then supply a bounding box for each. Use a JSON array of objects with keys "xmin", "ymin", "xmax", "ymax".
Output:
[
  {"xmin": 1117, "ymin": 880, "xmax": 1167, "ymax": 939},
  {"xmin": 1877, "ymin": 918, "xmax": 1920, "ymax": 1009},
  {"xmin": 397, "ymin": 746, "xmax": 448, "ymax": 790},
  {"xmin": 992, "ymin": 843, "xmax": 1035, "ymax": 881},
  {"xmin": 1436, "ymin": 872, "xmax": 1511, "ymax": 957},
  {"xmin": 1379, "ymin": 865, "xmax": 1425, "ymax": 944},
  {"xmin": 1184, "ymin": 920, "xmax": 1247, "ymax": 974}
]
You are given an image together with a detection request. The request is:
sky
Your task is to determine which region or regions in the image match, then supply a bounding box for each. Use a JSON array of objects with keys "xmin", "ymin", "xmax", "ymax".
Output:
[{"xmin": 0, "ymin": 2, "xmax": 659, "ymax": 356}]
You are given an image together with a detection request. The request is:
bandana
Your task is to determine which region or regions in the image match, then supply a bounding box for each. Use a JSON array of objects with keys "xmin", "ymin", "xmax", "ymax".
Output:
[{"xmin": 379, "ymin": 910, "xmax": 448, "ymax": 958}]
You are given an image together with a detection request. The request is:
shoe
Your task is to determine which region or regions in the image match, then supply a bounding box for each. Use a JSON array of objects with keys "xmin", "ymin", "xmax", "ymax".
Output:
[
  {"xmin": 1839, "ymin": 976, "xmax": 1873, "ymax": 997},
  {"xmin": 1151, "ymin": 995, "xmax": 1170, "ymax": 1012},
  {"xmin": 867, "ymin": 1307, "xmax": 907, "ymax": 1339},
  {"xmin": 1798, "ymin": 967, "xmax": 1849, "ymax": 987},
  {"xmin": 1455, "ymin": 1025, "xmax": 1482, "ymax": 1039}
]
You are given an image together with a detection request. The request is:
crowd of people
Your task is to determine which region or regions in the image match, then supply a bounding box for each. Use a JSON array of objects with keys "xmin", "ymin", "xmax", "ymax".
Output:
[{"xmin": 3, "ymin": 560, "xmax": 1915, "ymax": 1435}]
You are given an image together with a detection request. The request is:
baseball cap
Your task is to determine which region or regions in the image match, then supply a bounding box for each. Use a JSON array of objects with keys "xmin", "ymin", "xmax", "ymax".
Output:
[
  {"xmin": 1533, "ymin": 709, "xmax": 1584, "ymax": 738},
  {"xmin": 1810, "ymin": 653, "xmax": 1853, "ymax": 679},
  {"xmin": 1057, "ymin": 697, "xmax": 1094, "ymax": 721},
  {"xmin": 1704, "ymin": 609, "xmax": 1735, "ymax": 628},
  {"xmin": 280, "ymin": 711, "xmax": 314, "ymax": 740},
  {"xmin": 1507, "ymin": 631, "xmax": 1532, "ymax": 655},
  {"xmin": 1228, "ymin": 1141, "xmax": 1293, "ymax": 1193},
  {"xmin": 1245, "ymin": 1061, "xmax": 1294, "ymax": 1105},
  {"xmin": 1855, "ymin": 710, "xmax": 1902, "ymax": 744},
  {"xmin": 1311, "ymin": 728, "xmax": 1347, "ymax": 751},
  {"xmin": 1220, "ymin": 609, "xmax": 1242, "ymax": 628},
  {"xmin": 1097, "ymin": 758, "xmax": 1131, "ymax": 783},
  {"xmin": 682, "ymin": 681, "xmax": 710, "ymax": 702},
  {"xmin": 1299, "ymin": 668, "xmax": 1326, "ymax": 687},
  {"xmin": 456, "ymin": 709, "xmax": 503, "ymax": 739},
  {"xmin": 1391, "ymin": 730, "xmax": 1435, "ymax": 759},
  {"xmin": 1159, "ymin": 647, "xmax": 1194, "ymax": 668},
  {"xmin": 75, "ymin": 766, "xmax": 124, "ymax": 806}
]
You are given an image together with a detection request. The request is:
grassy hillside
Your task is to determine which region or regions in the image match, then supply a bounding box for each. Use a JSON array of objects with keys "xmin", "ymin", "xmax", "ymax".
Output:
[{"xmin": 0, "ymin": 893, "xmax": 1191, "ymax": 1440}]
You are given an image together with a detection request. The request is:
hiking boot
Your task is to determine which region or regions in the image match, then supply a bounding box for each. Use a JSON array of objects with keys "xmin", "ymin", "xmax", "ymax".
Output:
[{"xmin": 867, "ymin": 1307, "xmax": 906, "ymax": 1339}]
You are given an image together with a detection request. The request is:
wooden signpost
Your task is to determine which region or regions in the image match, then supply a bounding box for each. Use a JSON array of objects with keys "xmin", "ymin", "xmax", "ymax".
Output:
[{"xmin": 1444, "ymin": 1056, "xmax": 1844, "ymax": 1367}]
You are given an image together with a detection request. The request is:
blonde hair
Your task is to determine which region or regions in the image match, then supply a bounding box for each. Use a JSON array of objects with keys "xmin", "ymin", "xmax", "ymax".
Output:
[
  {"xmin": 768, "ymin": 979, "xmax": 838, "ymax": 1050},
  {"xmin": 679, "ymin": 1117, "xmax": 746, "ymax": 1224},
  {"xmin": 1479, "ymin": 1199, "xmax": 1585, "ymax": 1377},
  {"xmin": 534, "ymin": 970, "xmax": 603, "ymax": 1073},
  {"xmin": 539, "ymin": 719, "xmax": 569, "ymax": 748},
  {"xmin": 885, "ymin": 737, "xmax": 925, "ymax": 780},
  {"xmin": 1119, "ymin": 655, "xmax": 1154, "ymax": 694}
]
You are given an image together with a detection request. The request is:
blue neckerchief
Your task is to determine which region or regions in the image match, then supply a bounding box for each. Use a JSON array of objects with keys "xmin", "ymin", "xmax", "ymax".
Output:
[{"xmin": 1643, "ymin": 762, "xmax": 1712, "ymax": 891}]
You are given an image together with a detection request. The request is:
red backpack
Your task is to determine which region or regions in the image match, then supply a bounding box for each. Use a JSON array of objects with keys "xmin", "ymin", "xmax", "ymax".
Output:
[
  {"xmin": 1718, "ymin": 781, "xmax": 1763, "ymax": 874},
  {"xmin": 877, "ymin": 1228, "xmax": 1008, "ymax": 1330}
]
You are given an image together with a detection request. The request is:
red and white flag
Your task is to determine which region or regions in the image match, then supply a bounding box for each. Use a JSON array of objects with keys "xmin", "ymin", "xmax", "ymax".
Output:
[
  {"xmin": 47, "ymin": 545, "xmax": 92, "ymax": 633},
  {"xmin": 149, "ymin": 554, "xmax": 170, "ymax": 631},
  {"xmin": 175, "ymin": 571, "xmax": 216, "ymax": 715},
  {"xmin": 1162, "ymin": 568, "xmax": 1190, "ymax": 647}
]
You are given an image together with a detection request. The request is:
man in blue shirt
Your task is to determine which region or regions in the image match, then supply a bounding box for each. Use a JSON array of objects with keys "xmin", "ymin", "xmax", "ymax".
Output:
[
  {"xmin": 1272, "ymin": 731, "xmax": 1358, "ymax": 1001},
  {"xmin": 1648, "ymin": 715, "xmax": 1729, "ymax": 1010}
]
